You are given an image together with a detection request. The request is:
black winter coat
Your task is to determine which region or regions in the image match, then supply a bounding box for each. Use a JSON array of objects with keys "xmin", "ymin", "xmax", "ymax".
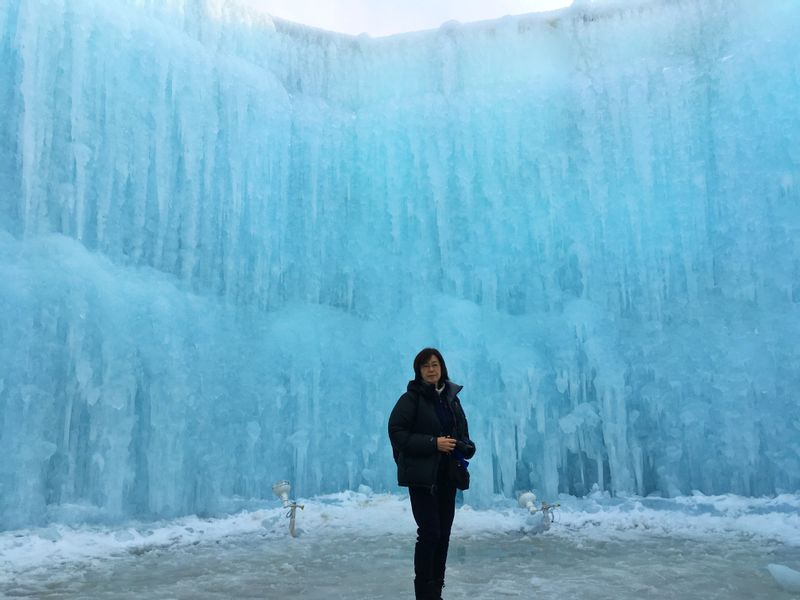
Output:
[{"xmin": 388, "ymin": 379, "xmax": 476, "ymax": 488}]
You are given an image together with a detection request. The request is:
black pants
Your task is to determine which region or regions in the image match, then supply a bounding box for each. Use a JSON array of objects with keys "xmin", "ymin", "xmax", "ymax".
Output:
[{"xmin": 409, "ymin": 476, "xmax": 457, "ymax": 583}]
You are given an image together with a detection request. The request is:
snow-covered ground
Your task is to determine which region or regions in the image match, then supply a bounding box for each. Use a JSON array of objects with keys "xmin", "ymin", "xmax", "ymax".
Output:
[{"xmin": 2, "ymin": 491, "xmax": 799, "ymax": 599}]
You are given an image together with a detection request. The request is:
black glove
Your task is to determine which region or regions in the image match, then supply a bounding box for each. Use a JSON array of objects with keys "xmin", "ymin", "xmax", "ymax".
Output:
[{"xmin": 455, "ymin": 439, "xmax": 475, "ymax": 457}]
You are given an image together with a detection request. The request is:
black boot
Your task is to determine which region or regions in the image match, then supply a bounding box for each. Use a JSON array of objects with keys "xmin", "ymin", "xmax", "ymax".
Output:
[
  {"xmin": 414, "ymin": 578, "xmax": 438, "ymax": 599},
  {"xmin": 433, "ymin": 578, "xmax": 444, "ymax": 599}
]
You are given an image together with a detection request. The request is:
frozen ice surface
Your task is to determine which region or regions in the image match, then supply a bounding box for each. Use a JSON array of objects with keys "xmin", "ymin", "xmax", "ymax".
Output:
[
  {"xmin": 1, "ymin": 492, "xmax": 800, "ymax": 599},
  {"xmin": 1, "ymin": 0, "xmax": 800, "ymax": 530}
]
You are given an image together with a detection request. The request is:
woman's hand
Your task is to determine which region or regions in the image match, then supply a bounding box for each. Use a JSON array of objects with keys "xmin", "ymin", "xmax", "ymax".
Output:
[{"xmin": 437, "ymin": 436, "xmax": 457, "ymax": 453}]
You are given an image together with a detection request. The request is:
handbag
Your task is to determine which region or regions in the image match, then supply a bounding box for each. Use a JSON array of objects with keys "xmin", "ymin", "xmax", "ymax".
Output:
[{"xmin": 449, "ymin": 454, "xmax": 470, "ymax": 490}]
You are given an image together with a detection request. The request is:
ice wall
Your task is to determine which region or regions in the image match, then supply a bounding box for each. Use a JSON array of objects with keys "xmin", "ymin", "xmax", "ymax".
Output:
[{"xmin": 1, "ymin": 0, "xmax": 799, "ymax": 529}]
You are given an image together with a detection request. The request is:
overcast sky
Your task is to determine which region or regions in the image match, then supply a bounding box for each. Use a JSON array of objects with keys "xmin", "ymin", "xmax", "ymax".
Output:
[{"xmin": 250, "ymin": 0, "xmax": 574, "ymax": 37}]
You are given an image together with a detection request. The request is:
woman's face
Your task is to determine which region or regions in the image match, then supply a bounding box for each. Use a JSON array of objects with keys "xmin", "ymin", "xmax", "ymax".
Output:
[{"xmin": 420, "ymin": 355, "xmax": 442, "ymax": 385}]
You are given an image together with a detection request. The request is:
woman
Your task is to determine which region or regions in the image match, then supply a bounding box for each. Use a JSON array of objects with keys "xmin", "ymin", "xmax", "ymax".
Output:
[{"xmin": 388, "ymin": 348, "xmax": 476, "ymax": 600}]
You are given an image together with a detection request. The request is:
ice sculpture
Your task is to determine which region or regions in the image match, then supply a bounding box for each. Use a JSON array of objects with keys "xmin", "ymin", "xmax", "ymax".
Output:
[{"xmin": 0, "ymin": 0, "xmax": 799, "ymax": 529}]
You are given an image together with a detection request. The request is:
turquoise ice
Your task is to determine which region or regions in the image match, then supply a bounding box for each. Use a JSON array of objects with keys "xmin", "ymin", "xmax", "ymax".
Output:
[{"xmin": 0, "ymin": 0, "xmax": 799, "ymax": 529}]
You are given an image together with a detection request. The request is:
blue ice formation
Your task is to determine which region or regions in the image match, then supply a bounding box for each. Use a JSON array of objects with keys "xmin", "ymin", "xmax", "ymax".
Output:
[{"xmin": 1, "ymin": 0, "xmax": 799, "ymax": 529}]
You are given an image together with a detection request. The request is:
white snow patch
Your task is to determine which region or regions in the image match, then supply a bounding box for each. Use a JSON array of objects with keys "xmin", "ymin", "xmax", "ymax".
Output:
[{"xmin": 1, "ymin": 492, "xmax": 799, "ymax": 577}]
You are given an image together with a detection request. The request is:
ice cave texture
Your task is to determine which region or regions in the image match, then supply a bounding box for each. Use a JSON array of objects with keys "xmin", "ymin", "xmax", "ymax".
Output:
[{"xmin": 0, "ymin": 0, "xmax": 799, "ymax": 530}]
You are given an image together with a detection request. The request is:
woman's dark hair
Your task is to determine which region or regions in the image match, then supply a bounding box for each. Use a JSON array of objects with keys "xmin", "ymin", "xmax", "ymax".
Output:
[{"xmin": 413, "ymin": 347, "xmax": 449, "ymax": 384}]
